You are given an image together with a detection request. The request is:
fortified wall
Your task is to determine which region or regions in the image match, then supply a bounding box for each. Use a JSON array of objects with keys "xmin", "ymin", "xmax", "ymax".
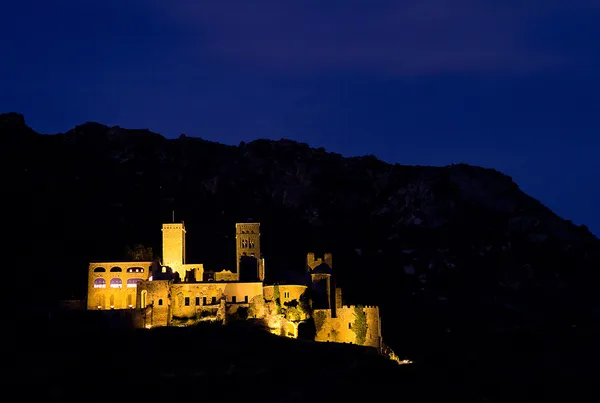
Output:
[
  {"xmin": 313, "ymin": 305, "xmax": 381, "ymax": 348},
  {"xmin": 137, "ymin": 280, "xmax": 264, "ymax": 325}
]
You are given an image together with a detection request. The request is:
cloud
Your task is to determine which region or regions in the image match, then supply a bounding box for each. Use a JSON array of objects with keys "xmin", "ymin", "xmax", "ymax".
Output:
[{"xmin": 148, "ymin": 0, "xmax": 600, "ymax": 76}]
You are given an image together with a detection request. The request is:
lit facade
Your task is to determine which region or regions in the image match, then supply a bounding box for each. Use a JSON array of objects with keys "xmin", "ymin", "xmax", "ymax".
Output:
[{"xmin": 87, "ymin": 221, "xmax": 382, "ymax": 350}]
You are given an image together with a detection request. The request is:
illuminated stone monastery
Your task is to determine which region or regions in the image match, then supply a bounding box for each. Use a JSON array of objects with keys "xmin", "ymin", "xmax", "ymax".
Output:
[{"xmin": 87, "ymin": 221, "xmax": 382, "ymax": 349}]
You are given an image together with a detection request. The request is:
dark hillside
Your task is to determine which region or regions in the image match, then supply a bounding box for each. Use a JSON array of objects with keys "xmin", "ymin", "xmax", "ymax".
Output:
[{"xmin": 4, "ymin": 112, "xmax": 600, "ymax": 400}]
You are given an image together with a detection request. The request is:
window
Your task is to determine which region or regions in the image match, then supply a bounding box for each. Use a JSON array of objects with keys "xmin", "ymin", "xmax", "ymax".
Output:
[
  {"xmin": 94, "ymin": 267, "xmax": 106, "ymax": 272},
  {"xmin": 185, "ymin": 297, "xmax": 190, "ymax": 306},
  {"xmin": 348, "ymin": 323, "xmax": 352, "ymax": 329},
  {"xmin": 195, "ymin": 297, "xmax": 200, "ymax": 306},
  {"xmin": 127, "ymin": 294, "xmax": 133, "ymax": 308},
  {"xmin": 127, "ymin": 267, "xmax": 144, "ymax": 273},
  {"xmin": 244, "ymin": 295, "xmax": 248, "ymax": 303},
  {"xmin": 110, "ymin": 278, "xmax": 122, "ymax": 288},
  {"xmin": 141, "ymin": 291, "xmax": 147, "ymax": 308},
  {"xmin": 94, "ymin": 278, "xmax": 106, "ymax": 288},
  {"xmin": 284, "ymin": 291, "xmax": 289, "ymax": 298},
  {"xmin": 211, "ymin": 296, "xmax": 216, "ymax": 304},
  {"xmin": 249, "ymin": 240, "xmax": 255, "ymax": 248},
  {"xmin": 203, "ymin": 297, "xmax": 207, "ymax": 305},
  {"xmin": 232, "ymin": 296, "xmax": 236, "ymax": 303},
  {"xmin": 127, "ymin": 278, "xmax": 143, "ymax": 288},
  {"xmin": 110, "ymin": 267, "xmax": 123, "ymax": 272},
  {"xmin": 158, "ymin": 299, "xmax": 163, "ymax": 306}
]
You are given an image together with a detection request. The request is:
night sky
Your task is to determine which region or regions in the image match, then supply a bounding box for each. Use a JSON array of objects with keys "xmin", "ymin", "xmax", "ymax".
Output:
[{"xmin": 2, "ymin": 1, "xmax": 599, "ymax": 235}]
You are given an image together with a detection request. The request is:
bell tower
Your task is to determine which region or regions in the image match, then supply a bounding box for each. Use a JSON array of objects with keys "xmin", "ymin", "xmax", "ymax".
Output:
[
  {"xmin": 162, "ymin": 222, "xmax": 186, "ymax": 280},
  {"xmin": 236, "ymin": 222, "xmax": 261, "ymax": 281}
]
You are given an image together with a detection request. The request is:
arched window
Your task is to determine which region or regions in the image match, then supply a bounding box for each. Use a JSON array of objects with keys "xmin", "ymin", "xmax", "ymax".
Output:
[
  {"xmin": 158, "ymin": 299, "xmax": 163, "ymax": 306},
  {"xmin": 96, "ymin": 294, "xmax": 105, "ymax": 309},
  {"xmin": 127, "ymin": 267, "xmax": 144, "ymax": 273},
  {"xmin": 126, "ymin": 278, "xmax": 144, "ymax": 288},
  {"xmin": 110, "ymin": 267, "xmax": 123, "ymax": 272},
  {"xmin": 94, "ymin": 267, "xmax": 106, "ymax": 272},
  {"xmin": 110, "ymin": 278, "xmax": 122, "ymax": 288},
  {"xmin": 94, "ymin": 278, "xmax": 106, "ymax": 288},
  {"xmin": 141, "ymin": 290, "xmax": 147, "ymax": 308}
]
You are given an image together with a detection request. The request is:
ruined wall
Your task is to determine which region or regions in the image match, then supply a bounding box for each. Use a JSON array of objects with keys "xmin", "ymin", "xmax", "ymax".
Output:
[
  {"xmin": 183, "ymin": 264, "xmax": 204, "ymax": 282},
  {"xmin": 306, "ymin": 252, "xmax": 332, "ymax": 271},
  {"xmin": 335, "ymin": 287, "xmax": 343, "ymax": 309},
  {"xmin": 263, "ymin": 285, "xmax": 307, "ymax": 304},
  {"xmin": 215, "ymin": 270, "xmax": 237, "ymax": 282},
  {"xmin": 170, "ymin": 283, "xmax": 227, "ymax": 319},
  {"xmin": 87, "ymin": 261, "xmax": 152, "ymax": 310},
  {"xmin": 314, "ymin": 305, "xmax": 381, "ymax": 349},
  {"xmin": 136, "ymin": 279, "xmax": 172, "ymax": 327}
]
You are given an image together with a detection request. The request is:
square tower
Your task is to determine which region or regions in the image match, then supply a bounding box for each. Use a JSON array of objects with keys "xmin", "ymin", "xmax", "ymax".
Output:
[
  {"xmin": 162, "ymin": 222, "xmax": 186, "ymax": 279},
  {"xmin": 236, "ymin": 222, "xmax": 261, "ymax": 280}
]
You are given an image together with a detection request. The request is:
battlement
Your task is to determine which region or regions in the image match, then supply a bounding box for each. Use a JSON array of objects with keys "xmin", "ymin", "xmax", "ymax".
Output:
[
  {"xmin": 306, "ymin": 252, "xmax": 332, "ymax": 271},
  {"xmin": 162, "ymin": 223, "xmax": 186, "ymax": 231},
  {"xmin": 340, "ymin": 304, "xmax": 378, "ymax": 310},
  {"xmin": 235, "ymin": 222, "xmax": 260, "ymax": 234}
]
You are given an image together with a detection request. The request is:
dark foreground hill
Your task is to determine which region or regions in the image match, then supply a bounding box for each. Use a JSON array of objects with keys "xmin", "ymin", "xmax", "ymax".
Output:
[
  {"xmin": 11, "ymin": 317, "xmax": 599, "ymax": 402},
  {"xmin": 4, "ymin": 112, "xmax": 600, "ymax": 400}
]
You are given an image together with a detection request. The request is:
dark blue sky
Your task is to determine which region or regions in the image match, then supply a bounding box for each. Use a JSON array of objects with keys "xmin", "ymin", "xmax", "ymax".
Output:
[{"xmin": 2, "ymin": 1, "xmax": 599, "ymax": 235}]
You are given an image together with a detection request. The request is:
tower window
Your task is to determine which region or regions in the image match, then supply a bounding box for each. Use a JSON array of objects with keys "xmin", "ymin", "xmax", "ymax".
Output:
[
  {"xmin": 203, "ymin": 297, "xmax": 207, "ymax": 305},
  {"xmin": 195, "ymin": 296, "xmax": 200, "ymax": 306},
  {"xmin": 158, "ymin": 299, "xmax": 163, "ymax": 306},
  {"xmin": 249, "ymin": 240, "xmax": 255, "ymax": 248},
  {"xmin": 232, "ymin": 296, "xmax": 237, "ymax": 303},
  {"xmin": 211, "ymin": 296, "xmax": 216, "ymax": 304},
  {"xmin": 349, "ymin": 323, "xmax": 352, "ymax": 329},
  {"xmin": 185, "ymin": 297, "xmax": 190, "ymax": 306},
  {"xmin": 244, "ymin": 295, "xmax": 248, "ymax": 303}
]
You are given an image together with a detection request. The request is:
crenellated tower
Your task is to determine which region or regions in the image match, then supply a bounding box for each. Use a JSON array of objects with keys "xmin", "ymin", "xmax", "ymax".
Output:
[{"xmin": 162, "ymin": 222, "xmax": 186, "ymax": 281}]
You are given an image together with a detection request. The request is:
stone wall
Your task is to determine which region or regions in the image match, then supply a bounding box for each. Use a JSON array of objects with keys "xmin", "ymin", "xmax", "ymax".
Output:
[
  {"xmin": 87, "ymin": 261, "xmax": 153, "ymax": 310},
  {"xmin": 136, "ymin": 279, "xmax": 172, "ymax": 327},
  {"xmin": 263, "ymin": 284, "xmax": 307, "ymax": 304},
  {"xmin": 314, "ymin": 305, "xmax": 381, "ymax": 348},
  {"xmin": 215, "ymin": 270, "xmax": 237, "ymax": 281}
]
